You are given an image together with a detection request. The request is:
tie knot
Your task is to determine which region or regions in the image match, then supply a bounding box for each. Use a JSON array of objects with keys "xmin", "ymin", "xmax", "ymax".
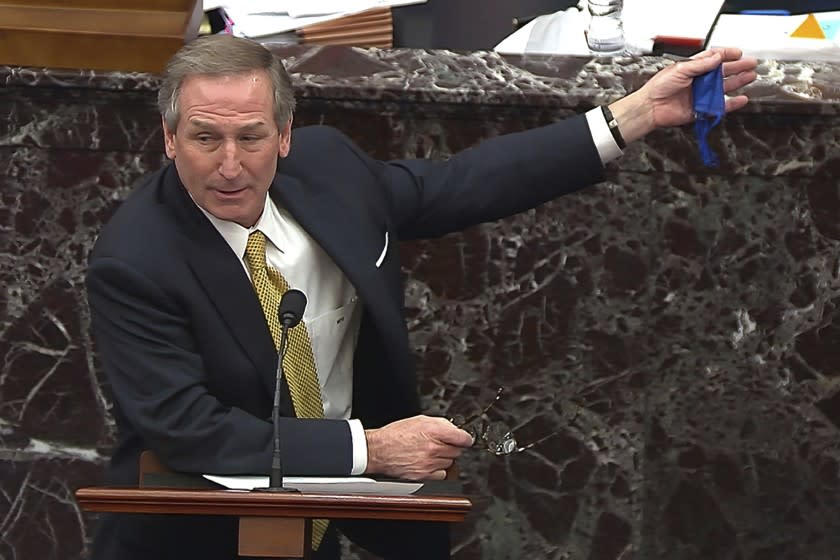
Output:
[{"xmin": 244, "ymin": 230, "xmax": 268, "ymax": 271}]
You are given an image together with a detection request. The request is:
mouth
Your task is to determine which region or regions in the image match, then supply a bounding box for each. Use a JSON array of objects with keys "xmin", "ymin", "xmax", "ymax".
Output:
[{"xmin": 213, "ymin": 186, "xmax": 248, "ymax": 198}]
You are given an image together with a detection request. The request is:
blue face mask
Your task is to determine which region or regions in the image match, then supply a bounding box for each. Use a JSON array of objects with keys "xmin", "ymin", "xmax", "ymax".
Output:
[{"xmin": 692, "ymin": 64, "xmax": 725, "ymax": 167}]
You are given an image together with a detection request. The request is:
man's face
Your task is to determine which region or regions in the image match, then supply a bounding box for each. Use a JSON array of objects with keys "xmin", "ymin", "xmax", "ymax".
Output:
[{"xmin": 163, "ymin": 70, "xmax": 291, "ymax": 228}]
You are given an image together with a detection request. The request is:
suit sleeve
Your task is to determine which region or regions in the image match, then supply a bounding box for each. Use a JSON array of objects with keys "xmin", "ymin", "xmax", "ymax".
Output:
[
  {"xmin": 87, "ymin": 255, "xmax": 353, "ymax": 476},
  {"xmin": 375, "ymin": 115, "xmax": 606, "ymax": 240}
]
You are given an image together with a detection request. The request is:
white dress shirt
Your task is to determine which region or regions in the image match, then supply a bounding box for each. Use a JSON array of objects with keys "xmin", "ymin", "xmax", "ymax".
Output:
[{"xmin": 586, "ymin": 106, "xmax": 624, "ymax": 163}]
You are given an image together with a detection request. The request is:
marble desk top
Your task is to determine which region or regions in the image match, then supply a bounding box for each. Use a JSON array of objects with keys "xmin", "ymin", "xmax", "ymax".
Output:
[{"xmin": 2, "ymin": 46, "xmax": 838, "ymax": 114}]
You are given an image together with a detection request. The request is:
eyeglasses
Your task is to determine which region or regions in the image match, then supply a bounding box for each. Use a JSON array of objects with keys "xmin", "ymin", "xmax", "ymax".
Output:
[{"xmin": 449, "ymin": 387, "xmax": 560, "ymax": 456}]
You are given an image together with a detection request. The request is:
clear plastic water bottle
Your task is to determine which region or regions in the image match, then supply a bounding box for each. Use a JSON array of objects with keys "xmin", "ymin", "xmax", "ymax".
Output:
[{"xmin": 586, "ymin": 0, "xmax": 625, "ymax": 54}]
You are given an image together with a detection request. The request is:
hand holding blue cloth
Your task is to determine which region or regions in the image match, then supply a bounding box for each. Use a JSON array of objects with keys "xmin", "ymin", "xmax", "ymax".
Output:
[{"xmin": 692, "ymin": 64, "xmax": 725, "ymax": 167}]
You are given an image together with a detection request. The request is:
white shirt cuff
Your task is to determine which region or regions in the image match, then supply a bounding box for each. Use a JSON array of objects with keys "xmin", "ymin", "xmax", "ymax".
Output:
[
  {"xmin": 585, "ymin": 107, "xmax": 624, "ymax": 164},
  {"xmin": 347, "ymin": 419, "xmax": 368, "ymax": 475}
]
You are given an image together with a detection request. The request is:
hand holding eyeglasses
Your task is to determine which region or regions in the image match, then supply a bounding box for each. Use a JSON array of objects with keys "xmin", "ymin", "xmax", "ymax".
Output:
[
  {"xmin": 361, "ymin": 387, "xmax": 559, "ymax": 482},
  {"xmin": 450, "ymin": 387, "xmax": 560, "ymax": 456},
  {"xmin": 363, "ymin": 415, "xmax": 474, "ymax": 481}
]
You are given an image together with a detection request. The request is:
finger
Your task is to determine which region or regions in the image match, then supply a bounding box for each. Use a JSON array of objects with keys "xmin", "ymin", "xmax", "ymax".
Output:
[
  {"xmin": 689, "ymin": 49, "xmax": 718, "ymax": 60},
  {"xmin": 408, "ymin": 459, "xmax": 451, "ymax": 479},
  {"xmin": 434, "ymin": 445, "xmax": 465, "ymax": 460},
  {"xmin": 722, "ymin": 57, "xmax": 758, "ymax": 78},
  {"xmin": 430, "ymin": 457, "xmax": 454, "ymax": 471},
  {"xmin": 678, "ymin": 53, "xmax": 722, "ymax": 77},
  {"xmin": 723, "ymin": 71, "xmax": 757, "ymax": 93},
  {"xmin": 427, "ymin": 469, "xmax": 447, "ymax": 481},
  {"xmin": 448, "ymin": 428, "xmax": 475, "ymax": 447},
  {"xmin": 428, "ymin": 421, "xmax": 475, "ymax": 447},
  {"xmin": 724, "ymin": 95, "xmax": 749, "ymax": 114},
  {"xmin": 705, "ymin": 46, "xmax": 745, "ymax": 62},
  {"xmin": 424, "ymin": 442, "xmax": 468, "ymax": 464}
]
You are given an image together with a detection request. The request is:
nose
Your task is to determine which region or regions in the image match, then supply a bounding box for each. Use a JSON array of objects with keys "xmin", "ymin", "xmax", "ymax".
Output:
[{"xmin": 217, "ymin": 139, "xmax": 242, "ymax": 180}]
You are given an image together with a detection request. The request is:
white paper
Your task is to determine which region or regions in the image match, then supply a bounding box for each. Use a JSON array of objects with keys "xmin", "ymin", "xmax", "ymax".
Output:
[
  {"xmin": 206, "ymin": 0, "xmax": 426, "ymax": 38},
  {"xmin": 708, "ymin": 12, "xmax": 840, "ymax": 62},
  {"xmin": 495, "ymin": 9, "xmax": 590, "ymax": 56},
  {"xmin": 494, "ymin": 19, "xmax": 538, "ymax": 55},
  {"xmin": 284, "ymin": 0, "xmax": 423, "ymax": 19},
  {"xmin": 224, "ymin": 11, "xmax": 340, "ymax": 38},
  {"xmin": 204, "ymin": 474, "xmax": 423, "ymax": 495}
]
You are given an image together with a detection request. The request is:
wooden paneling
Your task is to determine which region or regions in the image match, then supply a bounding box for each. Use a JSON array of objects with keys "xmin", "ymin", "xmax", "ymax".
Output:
[
  {"xmin": 0, "ymin": 0, "xmax": 202, "ymax": 72},
  {"xmin": 239, "ymin": 517, "xmax": 310, "ymax": 559},
  {"xmin": 299, "ymin": 8, "xmax": 394, "ymax": 49},
  {"xmin": 23, "ymin": 0, "xmax": 195, "ymax": 10}
]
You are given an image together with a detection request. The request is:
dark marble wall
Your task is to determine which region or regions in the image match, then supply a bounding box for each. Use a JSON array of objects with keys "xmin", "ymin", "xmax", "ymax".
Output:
[{"xmin": 2, "ymin": 46, "xmax": 840, "ymax": 560}]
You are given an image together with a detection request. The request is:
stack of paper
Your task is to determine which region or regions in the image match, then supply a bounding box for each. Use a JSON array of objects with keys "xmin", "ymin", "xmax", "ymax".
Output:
[
  {"xmin": 204, "ymin": 474, "xmax": 423, "ymax": 495},
  {"xmin": 205, "ymin": 0, "xmax": 423, "ymax": 47},
  {"xmin": 298, "ymin": 7, "xmax": 393, "ymax": 48}
]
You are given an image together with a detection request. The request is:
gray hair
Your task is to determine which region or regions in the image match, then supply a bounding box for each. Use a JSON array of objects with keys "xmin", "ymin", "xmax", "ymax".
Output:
[{"xmin": 158, "ymin": 35, "xmax": 296, "ymax": 131}]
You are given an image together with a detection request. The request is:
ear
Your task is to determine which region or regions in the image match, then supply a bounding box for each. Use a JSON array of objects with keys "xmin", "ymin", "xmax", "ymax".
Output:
[
  {"xmin": 162, "ymin": 116, "xmax": 177, "ymax": 159},
  {"xmin": 277, "ymin": 119, "xmax": 293, "ymax": 158}
]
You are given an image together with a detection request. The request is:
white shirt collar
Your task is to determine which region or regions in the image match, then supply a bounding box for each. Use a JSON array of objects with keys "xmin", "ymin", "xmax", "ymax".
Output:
[{"xmin": 194, "ymin": 194, "xmax": 286, "ymax": 259}]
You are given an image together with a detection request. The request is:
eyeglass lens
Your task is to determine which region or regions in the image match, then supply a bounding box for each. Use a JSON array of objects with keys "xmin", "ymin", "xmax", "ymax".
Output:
[{"xmin": 450, "ymin": 387, "xmax": 558, "ymax": 455}]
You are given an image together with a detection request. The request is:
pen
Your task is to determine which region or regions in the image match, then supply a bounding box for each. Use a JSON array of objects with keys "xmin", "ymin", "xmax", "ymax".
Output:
[
  {"xmin": 512, "ymin": 14, "xmax": 540, "ymax": 30},
  {"xmin": 653, "ymin": 35, "xmax": 705, "ymax": 48}
]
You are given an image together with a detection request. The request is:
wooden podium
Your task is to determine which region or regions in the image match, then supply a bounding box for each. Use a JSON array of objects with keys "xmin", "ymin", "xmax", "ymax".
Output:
[
  {"xmin": 76, "ymin": 486, "xmax": 472, "ymax": 559},
  {"xmin": 76, "ymin": 453, "xmax": 472, "ymax": 559},
  {"xmin": 0, "ymin": 0, "xmax": 203, "ymax": 72}
]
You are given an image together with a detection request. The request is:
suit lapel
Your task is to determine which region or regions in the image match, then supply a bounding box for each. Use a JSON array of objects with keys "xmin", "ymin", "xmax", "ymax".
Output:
[
  {"xmin": 271, "ymin": 173, "xmax": 396, "ymax": 328},
  {"xmin": 186, "ymin": 227, "xmax": 278, "ymax": 386},
  {"xmin": 161, "ymin": 168, "xmax": 279, "ymax": 403},
  {"xmin": 272, "ymin": 174, "xmax": 419, "ymax": 422}
]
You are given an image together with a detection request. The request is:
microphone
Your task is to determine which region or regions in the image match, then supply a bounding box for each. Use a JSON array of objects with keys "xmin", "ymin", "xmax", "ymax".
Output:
[
  {"xmin": 279, "ymin": 289, "xmax": 306, "ymax": 329},
  {"xmin": 255, "ymin": 289, "xmax": 307, "ymax": 493}
]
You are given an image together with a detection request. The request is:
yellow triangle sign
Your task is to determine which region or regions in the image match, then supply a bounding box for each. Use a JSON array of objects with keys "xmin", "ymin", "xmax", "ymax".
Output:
[{"xmin": 791, "ymin": 13, "xmax": 826, "ymax": 39}]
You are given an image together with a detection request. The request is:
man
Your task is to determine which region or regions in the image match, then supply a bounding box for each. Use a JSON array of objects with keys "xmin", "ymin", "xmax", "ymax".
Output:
[{"xmin": 86, "ymin": 35, "xmax": 757, "ymax": 559}]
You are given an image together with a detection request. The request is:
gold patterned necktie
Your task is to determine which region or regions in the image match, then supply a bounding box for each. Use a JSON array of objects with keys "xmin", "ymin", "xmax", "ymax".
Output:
[{"xmin": 243, "ymin": 230, "xmax": 328, "ymax": 550}]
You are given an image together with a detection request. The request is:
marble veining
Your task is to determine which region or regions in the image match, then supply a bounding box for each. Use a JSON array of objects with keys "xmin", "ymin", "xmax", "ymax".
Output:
[
  {"xmin": 2, "ymin": 46, "xmax": 840, "ymax": 560},
  {"xmin": 3, "ymin": 46, "xmax": 839, "ymax": 109}
]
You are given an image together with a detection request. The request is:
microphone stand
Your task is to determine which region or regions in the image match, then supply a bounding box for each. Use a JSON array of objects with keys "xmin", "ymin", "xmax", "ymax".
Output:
[{"xmin": 255, "ymin": 317, "xmax": 299, "ymax": 493}]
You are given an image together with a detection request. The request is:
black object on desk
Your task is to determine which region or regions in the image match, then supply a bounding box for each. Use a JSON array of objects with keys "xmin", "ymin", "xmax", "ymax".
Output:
[
  {"xmin": 512, "ymin": 14, "xmax": 541, "ymax": 30},
  {"xmin": 392, "ymin": 0, "xmax": 576, "ymax": 49},
  {"xmin": 722, "ymin": 0, "xmax": 840, "ymax": 14}
]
